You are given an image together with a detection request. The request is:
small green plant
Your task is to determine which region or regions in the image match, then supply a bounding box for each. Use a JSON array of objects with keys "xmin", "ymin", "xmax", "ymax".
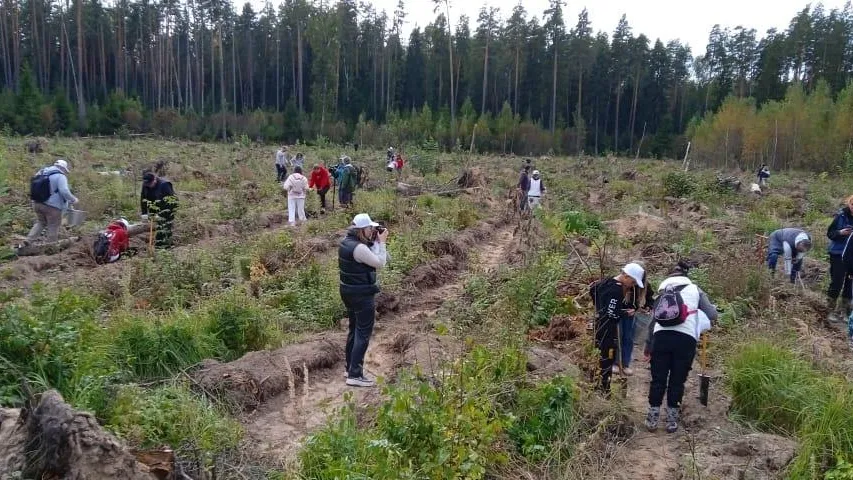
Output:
[
  {"xmin": 205, "ymin": 296, "xmax": 276, "ymax": 359},
  {"xmin": 662, "ymin": 171, "xmax": 696, "ymax": 198},
  {"xmin": 107, "ymin": 383, "xmax": 242, "ymax": 457},
  {"xmin": 826, "ymin": 456, "xmax": 853, "ymax": 480},
  {"xmin": 507, "ymin": 376, "xmax": 578, "ymax": 460}
]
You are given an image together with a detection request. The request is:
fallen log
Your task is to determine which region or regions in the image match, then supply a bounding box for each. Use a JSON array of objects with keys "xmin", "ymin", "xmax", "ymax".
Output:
[
  {"xmin": 0, "ymin": 390, "xmax": 156, "ymax": 479},
  {"xmin": 192, "ymin": 338, "xmax": 343, "ymax": 411}
]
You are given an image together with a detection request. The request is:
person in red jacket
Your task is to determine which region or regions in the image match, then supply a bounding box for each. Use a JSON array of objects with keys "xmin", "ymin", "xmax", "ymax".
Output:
[
  {"xmin": 94, "ymin": 218, "xmax": 130, "ymax": 264},
  {"xmin": 309, "ymin": 163, "xmax": 332, "ymax": 214}
]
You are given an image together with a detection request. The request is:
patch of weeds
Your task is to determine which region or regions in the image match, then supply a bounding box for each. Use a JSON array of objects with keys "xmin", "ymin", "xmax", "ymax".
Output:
[
  {"xmin": 826, "ymin": 457, "xmax": 853, "ymax": 480},
  {"xmin": 662, "ymin": 171, "xmax": 696, "ymax": 198},
  {"xmin": 742, "ymin": 209, "xmax": 782, "ymax": 236},
  {"xmin": 262, "ymin": 260, "xmax": 345, "ymax": 331},
  {"xmin": 109, "ymin": 314, "xmax": 222, "ymax": 380},
  {"xmin": 106, "ymin": 383, "xmax": 242, "ymax": 457},
  {"xmin": 0, "ymin": 289, "xmax": 101, "ymax": 405},
  {"xmin": 728, "ymin": 341, "xmax": 853, "ymax": 478},
  {"xmin": 204, "ymin": 295, "xmax": 281, "ymax": 359},
  {"xmin": 507, "ymin": 376, "xmax": 579, "ymax": 460}
]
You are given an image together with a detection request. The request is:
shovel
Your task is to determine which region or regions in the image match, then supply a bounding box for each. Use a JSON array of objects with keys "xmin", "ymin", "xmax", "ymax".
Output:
[
  {"xmin": 616, "ymin": 325, "xmax": 628, "ymax": 399},
  {"xmin": 698, "ymin": 334, "xmax": 710, "ymax": 406}
]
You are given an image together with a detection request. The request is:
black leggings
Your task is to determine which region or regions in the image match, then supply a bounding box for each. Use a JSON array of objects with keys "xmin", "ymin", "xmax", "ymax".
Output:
[
  {"xmin": 648, "ymin": 330, "xmax": 697, "ymax": 409},
  {"xmin": 828, "ymin": 254, "xmax": 853, "ymax": 301},
  {"xmin": 595, "ymin": 320, "xmax": 618, "ymax": 392}
]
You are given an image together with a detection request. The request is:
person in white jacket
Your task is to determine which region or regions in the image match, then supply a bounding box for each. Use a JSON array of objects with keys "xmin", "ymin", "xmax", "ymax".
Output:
[
  {"xmin": 643, "ymin": 261, "xmax": 718, "ymax": 434},
  {"xmin": 527, "ymin": 170, "xmax": 545, "ymax": 209},
  {"xmin": 283, "ymin": 166, "xmax": 309, "ymax": 226}
]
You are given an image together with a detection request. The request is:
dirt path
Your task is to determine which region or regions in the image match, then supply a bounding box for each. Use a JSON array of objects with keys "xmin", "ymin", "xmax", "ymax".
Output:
[{"xmin": 243, "ymin": 226, "xmax": 516, "ymax": 464}]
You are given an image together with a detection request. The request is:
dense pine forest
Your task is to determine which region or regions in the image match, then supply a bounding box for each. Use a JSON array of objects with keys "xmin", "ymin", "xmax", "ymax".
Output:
[{"xmin": 1, "ymin": 0, "xmax": 853, "ymax": 167}]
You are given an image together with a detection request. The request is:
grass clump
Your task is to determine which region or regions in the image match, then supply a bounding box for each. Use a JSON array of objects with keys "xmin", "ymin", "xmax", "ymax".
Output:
[
  {"xmin": 110, "ymin": 315, "xmax": 222, "ymax": 381},
  {"xmin": 204, "ymin": 295, "xmax": 280, "ymax": 359},
  {"xmin": 507, "ymin": 376, "xmax": 579, "ymax": 460},
  {"xmin": 728, "ymin": 341, "xmax": 853, "ymax": 477},
  {"xmin": 106, "ymin": 383, "xmax": 242, "ymax": 456}
]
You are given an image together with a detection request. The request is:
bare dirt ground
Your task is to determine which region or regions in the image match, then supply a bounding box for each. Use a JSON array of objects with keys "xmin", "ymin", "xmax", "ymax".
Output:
[{"xmin": 235, "ymin": 224, "xmax": 517, "ymax": 465}]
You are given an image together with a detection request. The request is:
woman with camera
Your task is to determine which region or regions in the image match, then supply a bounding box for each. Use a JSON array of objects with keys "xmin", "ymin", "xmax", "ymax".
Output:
[{"xmin": 339, "ymin": 213, "xmax": 389, "ymax": 387}]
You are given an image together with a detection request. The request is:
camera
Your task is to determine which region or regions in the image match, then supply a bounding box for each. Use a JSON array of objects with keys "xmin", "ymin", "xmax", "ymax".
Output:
[{"xmin": 376, "ymin": 225, "xmax": 386, "ymax": 234}]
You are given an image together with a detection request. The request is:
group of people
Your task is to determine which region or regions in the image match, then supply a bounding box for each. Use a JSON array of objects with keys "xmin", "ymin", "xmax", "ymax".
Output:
[
  {"xmin": 591, "ymin": 260, "xmax": 717, "ymax": 434},
  {"xmin": 385, "ymin": 147, "xmax": 405, "ymax": 177},
  {"xmin": 276, "ymin": 148, "xmax": 364, "ymax": 225},
  {"xmin": 25, "ymin": 159, "xmax": 178, "ymax": 264},
  {"xmin": 517, "ymin": 160, "xmax": 546, "ymax": 211}
]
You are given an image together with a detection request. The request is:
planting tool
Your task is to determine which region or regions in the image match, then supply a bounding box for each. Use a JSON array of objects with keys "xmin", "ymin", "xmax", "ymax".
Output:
[
  {"xmin": 698, "ymin": 334, "xmax": 710, "ymax": 406},
  {"xmin": 616, "ymin": 324, "xmax": 628, "ymax": 399},
  {"xmin": 148, "ymin": 218, "xmax": 156, "ymax": 254}
]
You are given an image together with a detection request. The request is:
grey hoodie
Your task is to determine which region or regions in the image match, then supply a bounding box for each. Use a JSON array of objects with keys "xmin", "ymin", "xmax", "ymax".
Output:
[{"xmin": 36, "ymin": 166, "xmax": 78, "ymax": 211}]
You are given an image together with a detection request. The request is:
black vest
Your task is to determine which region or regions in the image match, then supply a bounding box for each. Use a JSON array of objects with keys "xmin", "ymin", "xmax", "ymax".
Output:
[{"xmin": 339, "ymin": 233, "xmax": 379, "ymax": 296}]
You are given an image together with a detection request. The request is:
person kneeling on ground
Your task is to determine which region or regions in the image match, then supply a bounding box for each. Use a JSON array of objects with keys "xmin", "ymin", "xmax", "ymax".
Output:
[
  {"xmin": 93, "ymin": 218, "xmax": 131, "ymax": 264},
  {"xmin": 25, "ymin": 159, "xmax": 78, "ymax": 245},
  {"xmin": 141, "ymin": 172, "xmax": 178, "ymax": 249},
  {"xmin": 767, "ymin": 228, "xmax": 812, "ymax": 283},
  {"xmin": 339, "ymin": 213, "xmax": 389, "ymax": 387},
  {"xmin": 309, "ymin": 163, "xmax": 332, "ymax": 214},
  {"xmin": 644, "ymin": 261, "xmax": 717, "ymax": 434},
  {"xmin": 590, "ymin": 263, "xmax": 645, "ymax": 394}
]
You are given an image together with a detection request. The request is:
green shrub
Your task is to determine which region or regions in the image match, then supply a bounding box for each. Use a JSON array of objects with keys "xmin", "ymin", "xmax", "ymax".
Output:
[
  {"xmin": 728, "ymin": 341, "xmax": 853, "ymax": 478},
  {"xmin": 742, "ymin": 210, "xmax": 782, "ymax": 236},
  {"xmin": 662, "ymin": 171, "xmax": 696, "ymax": 198},
  {"xmin": 507, "ymin": 376, "xmax": 578, "ymax": 460},
  {"xmin": 110, "ymin": 316, "xmax": 221, "ymax": 380},
  {"xmin": 205, "ymin": 296, "xmax": 277, "ymax": 359},
  {"xmin": 826, "ymin": 457, "xmax": 853, "ymax": 480},
  {"xmin": 0, "ymin": 290, "xmax": 101, "ymax": 405},
  {"xmin": 106, "ymin": 384, "xmax": 242, "ymax": 456}
]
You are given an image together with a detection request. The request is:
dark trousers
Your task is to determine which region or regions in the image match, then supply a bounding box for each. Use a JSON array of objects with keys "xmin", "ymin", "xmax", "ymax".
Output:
[
  {"xmin": 595, "ymin": 320, "xmax": 618, "ymax": 392},
  {"xmin": 342, "ymin": 293, "xmax": 376, "ymax": 378},
  {"xmin": 276, "ymin": 165, "xmax": 287, "ymax": 182},
  {"xmin": 317, "ymin": 187, "xmax": 329, "ymax": 210},
  {"xmin": 828, "ymin": 254, "xmax": 853, "ymax": 302},
  {"xmin": 155, "ymin": 212, "xmax": 174, "ymax": 249},
  {"xmin": 648, "ymin": 330, "xmax": 697, "ymax": 409},
  {"xmin": 340, "ymin": 188, "xmax": 354, "ymax": 207}
]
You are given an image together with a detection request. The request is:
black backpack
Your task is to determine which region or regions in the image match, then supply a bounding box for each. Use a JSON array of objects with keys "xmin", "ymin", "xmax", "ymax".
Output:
[
  {"xmin": 30, "ymin": 171, "xmax": 60, "ymax": 203},
  {"xmin": 651, "ymin": 284, "xmax": 694, "ymax": 327},
  {"xmin": 92, "ymin": 233, "xmax": 111, "ymax": 264}
]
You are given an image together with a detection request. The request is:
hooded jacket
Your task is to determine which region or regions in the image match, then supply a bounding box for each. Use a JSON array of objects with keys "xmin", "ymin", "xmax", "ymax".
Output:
[
  {"xmin": 105, "ymin": 221, "xmax": 130, "ymax": 261},
  {"xmin": 36, "ymin": 166, "xmax": 78, "ymax": 211},
  {"xmin": 283, "ymin": 173, "xmax": 309, "ymax": 199},
  {"xmin": 828, "ymin": 207, "xmax": 853, "ymax": 255},
  {"xmin": 309, "ymin": 167, "xmax": 331, "ymax": 191},
  {"xmin": 141, "ymin": 179, "xmax": 177, "ymax": 218},
  {"xmin": 768, "ymin": 228, "xmax": 810, "ymax": 275}
]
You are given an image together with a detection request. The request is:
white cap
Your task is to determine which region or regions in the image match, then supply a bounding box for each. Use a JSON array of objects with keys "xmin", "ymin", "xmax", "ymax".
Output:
[
  {"xmin": 622, "ymin": 263, "xmax": 645, "ymax": 288},
  {"xmin": 118, "ymin": 218, "xmax": 130, "ymax": 229},
  {"xmin": 532, "ymin": 170, "xmax": 540, "ymax": 175},
  {"xmin": 795, "ymin": 232, "xmax": 811, "ymax": 248},
  {"xmin": 352, "ymin": 213, "xmax": 379, "ymax": 229},
  {"xmin": 54, "ymin": 159, "xmax": 69, "ymax": 173}
]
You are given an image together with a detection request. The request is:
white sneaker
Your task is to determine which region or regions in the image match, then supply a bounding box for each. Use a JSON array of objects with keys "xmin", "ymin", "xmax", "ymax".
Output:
[
  {"xmin": 623, "ymin": 367, "xmax": 634, "ymax": 376},
  {"xmin": 345, "ymin": 375, "xmax": 376, "ymax": 388},
  {"xmin": 612, "ymin": 365, "xmax": 621, "ymax": 375}
]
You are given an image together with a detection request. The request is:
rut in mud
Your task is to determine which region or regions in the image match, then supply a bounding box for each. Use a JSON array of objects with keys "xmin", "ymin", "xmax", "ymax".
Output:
[{"xmin": 195, "ymin": 219, "xmax": 518, "ymax": 463}]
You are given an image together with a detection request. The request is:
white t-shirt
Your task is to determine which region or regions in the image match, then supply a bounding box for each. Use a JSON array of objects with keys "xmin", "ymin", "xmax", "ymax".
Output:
[{"xmin": 528, "ymin": 178, "xmax": 543, "ymax": 197}]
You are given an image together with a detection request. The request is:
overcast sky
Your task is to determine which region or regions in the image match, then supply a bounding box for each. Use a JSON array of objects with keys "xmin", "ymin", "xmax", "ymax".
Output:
[{"xmin": 353, "ymin": 0, "xmax": 850, "ymax": 54}]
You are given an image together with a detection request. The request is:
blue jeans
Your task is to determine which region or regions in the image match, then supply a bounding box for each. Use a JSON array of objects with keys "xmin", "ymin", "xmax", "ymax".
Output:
[
  {"xmin": 848, "ymin": 311, "xmax": 853, "ymax": 340},
  {"xmin": 619, "ymin": 316, "xmax": 637, "ymax": 368},
  {"xmin": 342, "ymin": 294, "xmax": 376, "ymax": 378}
]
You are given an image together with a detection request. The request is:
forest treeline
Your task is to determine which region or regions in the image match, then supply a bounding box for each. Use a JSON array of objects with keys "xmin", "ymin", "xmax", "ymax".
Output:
[{"xmin": 0, "ymin": 0, "xmax": 852, "ymax": 165}]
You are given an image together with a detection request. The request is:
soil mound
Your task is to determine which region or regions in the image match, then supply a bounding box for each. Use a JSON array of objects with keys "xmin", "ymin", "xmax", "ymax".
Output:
[
  {"xmin": 682, "ymin": 432, "xmax": 797, "ymax": 480},
  {"xmin": 193, "ymin": 337, "xmax": 343, "ymax": 411},
  {"xmin": 529, "ymin": 315, "xmax": 583, "ymax": 342},
  {"xmin": 457, "ymin": 167, "xmax": 488, "ymax": 188},
  {"xmin": 0, "ymin": 390, "xmax": 155, "ymax": 479}
]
